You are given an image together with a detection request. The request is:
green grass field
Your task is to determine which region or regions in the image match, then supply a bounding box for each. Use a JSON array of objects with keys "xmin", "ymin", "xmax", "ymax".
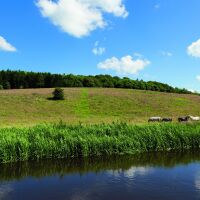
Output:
[{"xmin": 0, "ymin": 88, "xmax": 200, "ymax": 126}]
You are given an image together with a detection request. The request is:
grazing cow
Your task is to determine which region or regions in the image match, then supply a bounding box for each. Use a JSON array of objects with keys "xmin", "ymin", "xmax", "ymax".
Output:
[
  {"xmin": 178, "ymin": 116, "xmax": 189, "ymax": 122},
  {"xmin": 162, "ymin": 118, "xmax": 172, "ymax": 122},
  {"xmin": 188, "ymin": 115, "xmax": 200, "ymax": 122},
  {"xmin": 148, "ymin": 117, "xmax": 161, "ymax": 122}
]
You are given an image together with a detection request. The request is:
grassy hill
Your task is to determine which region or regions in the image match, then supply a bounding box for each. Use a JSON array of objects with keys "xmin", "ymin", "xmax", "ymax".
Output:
[{"xmin": 0, "ymin": 87, "xmax": 200, "ymax": 127}]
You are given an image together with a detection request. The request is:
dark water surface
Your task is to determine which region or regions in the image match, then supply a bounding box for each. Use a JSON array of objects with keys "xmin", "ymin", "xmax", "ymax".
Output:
[{"xmin": 1, "ymin": 151, "xmax": 200, "ymax": 200}]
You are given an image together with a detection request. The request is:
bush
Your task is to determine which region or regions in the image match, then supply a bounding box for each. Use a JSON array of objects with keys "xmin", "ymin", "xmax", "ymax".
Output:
[
  {"xmin": 0, "ymin": 85, "xmax": 3, "ymax": 90},
  {"xmin": 3, "ymin": 81, "xmax": 11, "ymax": 89},
  {"xmin": 52, "ymin": 88, "xmax": 65, "ymax": 100}
]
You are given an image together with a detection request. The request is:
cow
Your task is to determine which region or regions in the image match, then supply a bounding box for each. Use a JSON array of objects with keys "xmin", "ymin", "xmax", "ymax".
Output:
[
  {"xmin": 148, "ymin": 117, "xmax": 161, "ymax": 122},
  {"xmin": 187, "ymin": 115, "xmax": 200, "ymax": 122},
  {"xmin": 178, "ymin": 116, "xmax": 190, "ymax": 122},
  {"xmin": 162, "ymin": 118, "xmax": 172, "ymax": 122}
]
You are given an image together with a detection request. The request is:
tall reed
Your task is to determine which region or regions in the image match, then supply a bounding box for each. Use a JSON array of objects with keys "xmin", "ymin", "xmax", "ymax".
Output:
[{"xmin": 0, "ymin": 122, "xmax": 200, "ymax": 163}]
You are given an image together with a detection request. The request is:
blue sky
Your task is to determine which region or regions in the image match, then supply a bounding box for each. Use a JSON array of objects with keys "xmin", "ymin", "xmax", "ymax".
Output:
[{"xmin": 0, "ymin": 0, "xmax": 200, "ymax": 91}]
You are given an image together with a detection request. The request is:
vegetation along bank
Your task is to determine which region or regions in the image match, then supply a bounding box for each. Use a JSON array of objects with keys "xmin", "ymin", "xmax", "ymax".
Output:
[{"xmin": 1, "ymin": 122, "xmax": 200, "ymax": 163}]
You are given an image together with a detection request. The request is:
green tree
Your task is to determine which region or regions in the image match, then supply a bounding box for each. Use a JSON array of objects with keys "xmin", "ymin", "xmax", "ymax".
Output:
[
  {"xmin": 52, "ymin": 88, "xmax": 65, "ymax": 100},
  {"xmin": 0, "ymin": 69, "xmax": 194, "ymax": 95},
  {"xmin": 4, "ymin": 81, "xmax": 11, "ymax": 89}
]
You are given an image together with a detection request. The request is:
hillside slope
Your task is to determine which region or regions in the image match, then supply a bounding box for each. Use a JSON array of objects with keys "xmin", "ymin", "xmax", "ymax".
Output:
[{"xmin": 0, "ymin": 88, "xmax": 200, "ymax": 126}]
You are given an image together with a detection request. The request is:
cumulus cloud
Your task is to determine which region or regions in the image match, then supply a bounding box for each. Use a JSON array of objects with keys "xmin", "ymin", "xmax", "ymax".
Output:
[
  {"xmin": 187, "ymin": 39, "xmax": 200, "ymax": 58},
  {"xmin": 197, "ymin": 75, "xmax": 200, "ymax": 82},
  {"xmin": 36, "ymin": 0, "xmax": 128, "ymax": 38},
  {"xmin": 0, "ymin": 36, "xmax": 17, "ymax": 52},
  {"xmin": 98, "ymin": 55, "xmax": 151, "ymax": 75},
  {"xmin": 188, "ymin": 89, "xmax": 195, "ymax": 93},
  {"xmin": 92, "ymin": 41, "xmax": 106, "ymax": 56}
]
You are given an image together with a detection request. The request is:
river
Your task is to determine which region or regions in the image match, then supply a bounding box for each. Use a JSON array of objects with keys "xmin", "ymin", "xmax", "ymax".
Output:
[{"xmin": 0, "ymin": 151, "xmax": 200, "ymax": 200}]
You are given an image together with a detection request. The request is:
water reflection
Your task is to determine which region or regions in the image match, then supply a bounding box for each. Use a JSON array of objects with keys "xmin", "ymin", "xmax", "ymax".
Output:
[
  {"xmin": 1, "ymin": 151, "xmax": 200, "ymax": 181},
  {"xmin": 0, "ymin": 151, "xmax": 200, "ymax": 200},
  {"xmin": 108, "ymin": 166, "xmax": 153, "ymax": 180},
  {"xmin": 0, "ymin": 184, "xmax": 12, "ymax": 200}
]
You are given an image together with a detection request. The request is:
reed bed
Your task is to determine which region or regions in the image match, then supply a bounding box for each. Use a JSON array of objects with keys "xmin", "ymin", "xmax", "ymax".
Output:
[{"xmin": 1, "ymin": 122, "xmax": 200, "ymax": 163}]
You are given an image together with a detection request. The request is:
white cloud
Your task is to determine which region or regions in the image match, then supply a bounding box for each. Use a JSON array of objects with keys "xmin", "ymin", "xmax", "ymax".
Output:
[
  {"xmin": 197, "ymin": 75, "xmax": 200, "ymax": 82},
  {"xmin": 161, "ymin": 51, "xmax": 173, "ymax": 57},
  {"xmin": 98, "ymin": 55, "xmax": 151, "ymax": 75},
  {"xmin": 188, "ymin": 89, "xmax": 195, "ymax": 93},
  {"xmin": 36, "ymin": 0, "xmax": 128, "ymax": 38},
  {"xmin": 92, "ymin": 41, "xmax": 106, "ymax": 56},
  {"xmin": 93, "ymin": 47, "xmax": 106, "ymax": 56},
  {"xmin": 0, "ymin": 36, "xmax": 17, "ymax": 52},
  {"xmin": 187, "ymin": 39, "xmax": 200, "ymax": 58}
]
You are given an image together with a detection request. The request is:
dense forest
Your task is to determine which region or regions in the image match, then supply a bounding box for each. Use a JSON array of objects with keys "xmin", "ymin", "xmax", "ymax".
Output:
[{"xmin": 0, "ymin": 70, "xmax": 194, "ymax": 94}]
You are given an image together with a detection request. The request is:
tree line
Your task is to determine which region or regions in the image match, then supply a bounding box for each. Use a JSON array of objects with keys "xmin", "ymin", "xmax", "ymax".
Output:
[{"xmin": 0, "ymin": 70, "xmax": 194, "ymax": 94}]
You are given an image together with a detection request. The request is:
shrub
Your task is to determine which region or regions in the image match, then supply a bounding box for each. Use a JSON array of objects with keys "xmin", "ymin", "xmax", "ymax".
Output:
[
  {"xmin": 0, "ymin": 85, "xmax": 3, "ymax": 90},
  {"xmin": 3, "ymin": 81, "xmax": 11, "ymax": 89},
  {"xmin": 52, "ymin": 88, "xmax": 65, "ymax": 100}
]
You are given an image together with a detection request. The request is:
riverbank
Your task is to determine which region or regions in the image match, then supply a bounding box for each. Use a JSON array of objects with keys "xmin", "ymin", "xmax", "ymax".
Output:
[{"xmin": 1, "ymin": 122, "xmax": 200, "ymax": 163}]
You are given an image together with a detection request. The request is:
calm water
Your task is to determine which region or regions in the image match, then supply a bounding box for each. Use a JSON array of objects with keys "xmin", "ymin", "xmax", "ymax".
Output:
[{"xmin": 1, "ymin": 151, "xmax": 200, "ymax": 200}]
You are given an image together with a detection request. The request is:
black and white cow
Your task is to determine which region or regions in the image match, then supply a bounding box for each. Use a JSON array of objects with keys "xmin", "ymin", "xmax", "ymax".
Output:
[
  {"xmin": 162, "ymin": 118, "xmax": 172, "ymax": 122},
  {"xmin": 178, "ymin": 116, "xmax": 190, "ymax": 122},
  {"xmin": 148, "ymin": 117, "xmax": 161, "ymax": 122}
]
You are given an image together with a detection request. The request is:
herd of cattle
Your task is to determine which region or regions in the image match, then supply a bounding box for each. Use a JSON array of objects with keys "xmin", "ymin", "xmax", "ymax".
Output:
[{"xmin": 148, "ymin": 116, "xmax": 200, "ymax": 123}]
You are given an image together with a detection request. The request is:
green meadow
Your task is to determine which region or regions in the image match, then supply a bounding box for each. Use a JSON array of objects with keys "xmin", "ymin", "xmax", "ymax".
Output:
[{"xmin": 0, "ymin": 88, "xmax": 200, "ymax": 126}]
